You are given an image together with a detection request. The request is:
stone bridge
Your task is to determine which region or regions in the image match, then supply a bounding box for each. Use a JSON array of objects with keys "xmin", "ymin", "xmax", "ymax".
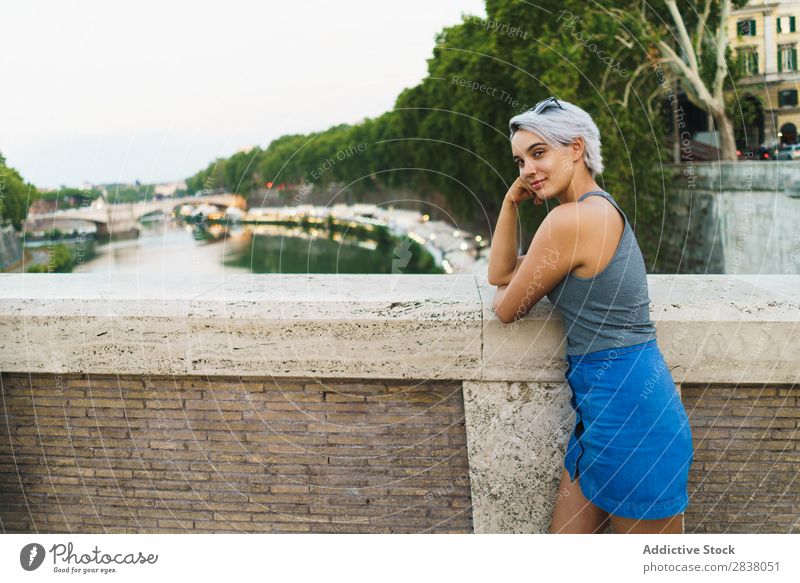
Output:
[{"xmin": 25, "ymin": 194, "xmax": 247, "ymax": 238}]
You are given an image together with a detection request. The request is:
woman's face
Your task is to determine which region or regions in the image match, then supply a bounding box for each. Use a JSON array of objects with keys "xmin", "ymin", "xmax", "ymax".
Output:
[{"xmin": 511, "ymin": 129, "xmax": 578, "ymax": 201}]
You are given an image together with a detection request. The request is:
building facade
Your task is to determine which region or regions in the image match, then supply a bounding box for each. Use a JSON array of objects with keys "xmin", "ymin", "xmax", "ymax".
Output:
[{"xmin": 729, "ymin": 0, "xmax": 800, "ymax": 146}]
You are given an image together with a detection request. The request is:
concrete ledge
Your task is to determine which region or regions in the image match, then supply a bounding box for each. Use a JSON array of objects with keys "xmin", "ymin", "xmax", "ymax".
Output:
[
  {"xmin": 0, "ymin": 273, "xmax": 483, "ymax": 379},
  {"xmin": 1, "ymin": 273, "xmax": 798, "ymax": 383},
  {"xmin": 667, "ymin": 160, "xmax": 800, "ymax": 192}
]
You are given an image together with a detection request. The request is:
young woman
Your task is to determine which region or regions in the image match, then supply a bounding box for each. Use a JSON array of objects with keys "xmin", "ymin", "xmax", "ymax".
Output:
[{"xmin": 488, "ymin": 97, "xmax": 694, "ymax": 534}]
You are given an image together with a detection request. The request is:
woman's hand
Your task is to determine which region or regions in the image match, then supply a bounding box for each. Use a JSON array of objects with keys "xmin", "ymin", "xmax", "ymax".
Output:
[{"xmin": 505, "ymin": 177, "xmax": 544, "ymax": 206}]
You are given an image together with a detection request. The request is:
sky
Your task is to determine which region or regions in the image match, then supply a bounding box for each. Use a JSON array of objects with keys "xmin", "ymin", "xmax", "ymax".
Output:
[{"xmin": 0, "ymin": 0, "xmax": 486, "ymax": 188}]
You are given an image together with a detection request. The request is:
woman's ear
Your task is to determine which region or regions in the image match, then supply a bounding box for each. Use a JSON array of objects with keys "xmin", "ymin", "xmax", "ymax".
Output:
[{"xmin": 571, "ymin": 137, "xmax": 585, "ymax": 165}]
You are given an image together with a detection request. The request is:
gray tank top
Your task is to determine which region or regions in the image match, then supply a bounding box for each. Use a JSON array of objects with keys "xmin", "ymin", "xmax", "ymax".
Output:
[{"xmin": 545, "ymin": 190, "xmax": 657, "ymax": 356}]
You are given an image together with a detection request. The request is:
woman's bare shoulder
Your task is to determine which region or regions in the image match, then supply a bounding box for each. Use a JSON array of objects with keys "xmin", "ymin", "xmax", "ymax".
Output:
[
  {"xmin": 573, "ymin": 196, "xmax": 625, "ymax": 254},
  {"xmin": 540, "ymin": 196, "xmax": 622, "ymax": 241},
  {"xmin": 539, "ymin": 203, "xmax": 581, "ymax": 241}
]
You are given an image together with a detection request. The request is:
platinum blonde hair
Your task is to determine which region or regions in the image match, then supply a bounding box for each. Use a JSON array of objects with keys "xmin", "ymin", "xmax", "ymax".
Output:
[{"xmin": 508, "ymin": 99, "xmax": 604, "ymax": 177}]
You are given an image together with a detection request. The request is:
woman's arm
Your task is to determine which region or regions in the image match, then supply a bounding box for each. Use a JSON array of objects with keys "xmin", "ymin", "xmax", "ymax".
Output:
[
  {"xmin": 488, "ymin": 178, "xmax": 539, "ymax": 286},
  {"xmin": 487, "ymin": 196, "xmax": 520, "ymax": 286},
  {"xmin": 490, "ymin": 255, "xmax": 526, "ymax": 287},
  {"xmin": 492, "ymin": 284, "xmax": 508, "ymax": 313},
  {"xmin": 492, "ymin": 207, "xmax": 579, "ymax": 324}
]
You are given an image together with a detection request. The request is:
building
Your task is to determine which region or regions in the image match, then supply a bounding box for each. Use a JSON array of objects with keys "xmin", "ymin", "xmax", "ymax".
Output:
[
  {"xmin": 728, "ymin": 0, "xmax": 800, "ymax": 146},
  {"xmin": 153, "ymin": 180, "xmax": 187, "ymax": 198}
]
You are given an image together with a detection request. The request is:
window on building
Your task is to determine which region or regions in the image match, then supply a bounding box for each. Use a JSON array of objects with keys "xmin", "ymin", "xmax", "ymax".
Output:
[
  {"xmin": 779, "ymin": 89, "xmax": 798, "ymax": 107},
  {"xmin": 737, "ymin": 19, "xmax": 757, "ymax": 36},
  {"xmin": 778, "ymin": 15, "xmax": 797, "ymax": 33},
  {"xmin": 737, "ymin": 47, "xmax": 759, "ymax": 75},
  {"xmin": 778, "ymin": 44, "xmax": 798, "ymax": 72}
]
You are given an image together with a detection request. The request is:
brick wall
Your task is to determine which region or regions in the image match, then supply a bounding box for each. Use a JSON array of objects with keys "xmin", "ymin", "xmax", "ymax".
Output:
[
  {"xmin": 5, "ymin": 372, "xmax": 798, "ymax": 534},
  {"xmin": 683, "ymin": 383, "xmax": 800, "ymax": 533},
  {"xmin": 0, "ymin": 373, "xmax": 472, "ymax": 533}
]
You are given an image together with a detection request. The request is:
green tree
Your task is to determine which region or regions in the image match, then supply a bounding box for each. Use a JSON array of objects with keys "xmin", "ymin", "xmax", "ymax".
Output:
[
  {"xmin": 0, "ymin": 153, "xmax": 37, "ymax": 230},
  {"xmin": 26, "ymin": 243, "xmax": 74, "ymax": 273},
  {"xmin": 605, "ymin": 0, "xmax": 750, "ymax": 160}
]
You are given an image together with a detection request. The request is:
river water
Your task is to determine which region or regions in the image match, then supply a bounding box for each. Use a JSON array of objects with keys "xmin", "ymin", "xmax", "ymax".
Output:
[{"xmin": 70, "ymin": 216, "xmax": 441, "ymax": 276}]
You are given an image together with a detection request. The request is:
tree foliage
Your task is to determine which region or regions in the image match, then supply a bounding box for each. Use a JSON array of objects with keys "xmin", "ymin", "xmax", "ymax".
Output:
[
  {"xmin": 0, "ymin": 152, "xmax": 37, "ymax": 230},
  {"xmin": 604, "ymin": 0, "xmax": 750, "ymax": 159},
  {"xmin": 184, "ymin": 0, "xmax": 739, "ymax": 267}
]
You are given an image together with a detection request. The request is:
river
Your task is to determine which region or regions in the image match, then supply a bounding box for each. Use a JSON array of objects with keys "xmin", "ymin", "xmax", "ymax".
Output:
[{"xmin": 65, "ymin": 215, "xmax": 442, "ymax": 276}]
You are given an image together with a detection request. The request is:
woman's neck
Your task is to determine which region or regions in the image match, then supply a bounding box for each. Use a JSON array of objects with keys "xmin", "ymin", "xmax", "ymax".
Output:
[{"xmin": 556, "ymin": 179, "xmax": 603, "ymax": 205}]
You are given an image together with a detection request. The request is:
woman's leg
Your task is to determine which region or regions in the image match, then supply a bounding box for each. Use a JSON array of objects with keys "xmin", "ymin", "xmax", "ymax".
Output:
[
  {"xmin": 609, "ymin": 513, "xmax": 683, "ymax": 534},
  {"xmin": 550, "ymin": 469, "xmax": 610, "ymax": 533}
]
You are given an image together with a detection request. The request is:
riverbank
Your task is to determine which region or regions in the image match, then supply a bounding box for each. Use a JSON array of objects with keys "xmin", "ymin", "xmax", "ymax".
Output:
[{"xmin": 242, "ymin": 203, "xmax": 488, "ymax": 275}]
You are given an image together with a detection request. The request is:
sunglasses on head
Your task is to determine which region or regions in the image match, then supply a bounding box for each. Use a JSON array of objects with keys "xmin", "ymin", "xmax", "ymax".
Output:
[{"xmin": 527, "ymin": 96, "xmax": 565, "ymax": 115}]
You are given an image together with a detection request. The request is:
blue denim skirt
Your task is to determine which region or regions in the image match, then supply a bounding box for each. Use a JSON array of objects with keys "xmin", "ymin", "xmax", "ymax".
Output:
[{"xmin": 564, "ymin": 338, "xmax": 694, "ymax": 520}]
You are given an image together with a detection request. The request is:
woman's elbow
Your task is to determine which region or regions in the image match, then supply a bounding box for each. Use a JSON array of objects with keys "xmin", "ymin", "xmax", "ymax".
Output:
[
  {"xmin": 493, "ymin": 305, "xmax": 517, "ymax": 324},
  {"xmin": 488, "ymin": 273, "xmax": 511, "ymax": 287},
  {"xmin": 495, "ymin": 298, "xmax": 538, "ymax": 324}
]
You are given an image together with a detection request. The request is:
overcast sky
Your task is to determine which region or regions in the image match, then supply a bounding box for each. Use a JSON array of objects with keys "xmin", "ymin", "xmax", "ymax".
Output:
[{"xmin": 0, "ymin": 0, "xmax": 486, "ymax": 188}]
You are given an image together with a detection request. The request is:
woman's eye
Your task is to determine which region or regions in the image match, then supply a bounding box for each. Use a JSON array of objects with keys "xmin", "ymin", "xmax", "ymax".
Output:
[{"xmin": 533, "ymin": 150, "xmax": 543, "ymax": 158}]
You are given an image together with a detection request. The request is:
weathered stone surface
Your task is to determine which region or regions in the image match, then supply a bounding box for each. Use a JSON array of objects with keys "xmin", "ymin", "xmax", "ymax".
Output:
[
  {"xmin": 1, "ymin": 274, "xmax": 798, "ymax": 383},
  {"xmin": 0, "ymin": 273, "xmax": 483, "ymax": 379},
  {"xmin": 463, "ymin": 380, "xmax": 573, "ymax": 533}
]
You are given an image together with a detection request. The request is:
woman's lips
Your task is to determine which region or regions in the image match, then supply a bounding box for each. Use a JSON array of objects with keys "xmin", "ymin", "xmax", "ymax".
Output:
[{"xmin": 530, "ymin": 178, "xmax": 546, "ymax": 189}]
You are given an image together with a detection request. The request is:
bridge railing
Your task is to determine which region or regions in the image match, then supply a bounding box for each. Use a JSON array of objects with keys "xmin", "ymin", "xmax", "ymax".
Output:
[{"xmin": 0, "ymin": 273, "xmax": 797, "ymax": 533}]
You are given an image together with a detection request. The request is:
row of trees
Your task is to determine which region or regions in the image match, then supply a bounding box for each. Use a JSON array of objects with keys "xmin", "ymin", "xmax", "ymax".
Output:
[
  {"xmin": 35, "ymin": 183, "xmax": 176, "ymax": 207},
  {"xmin": 184, "ymin": 1, "xmax": 750, "ymax": 265}
]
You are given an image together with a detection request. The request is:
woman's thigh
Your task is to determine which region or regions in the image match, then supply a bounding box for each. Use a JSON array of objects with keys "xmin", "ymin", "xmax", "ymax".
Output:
[
  {"xmin": 609, "ymin": 512, "xmax": 683, "ymax": 534},
  {"xmin": 550, "ymin": 469, "xmax": 610, "ymax": 534}
]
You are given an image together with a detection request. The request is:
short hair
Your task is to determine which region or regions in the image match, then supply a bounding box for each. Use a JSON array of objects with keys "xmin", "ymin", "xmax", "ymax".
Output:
[{"xmin": 509, "ymin": 100, "xmax": 604, "ymax": 177}]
